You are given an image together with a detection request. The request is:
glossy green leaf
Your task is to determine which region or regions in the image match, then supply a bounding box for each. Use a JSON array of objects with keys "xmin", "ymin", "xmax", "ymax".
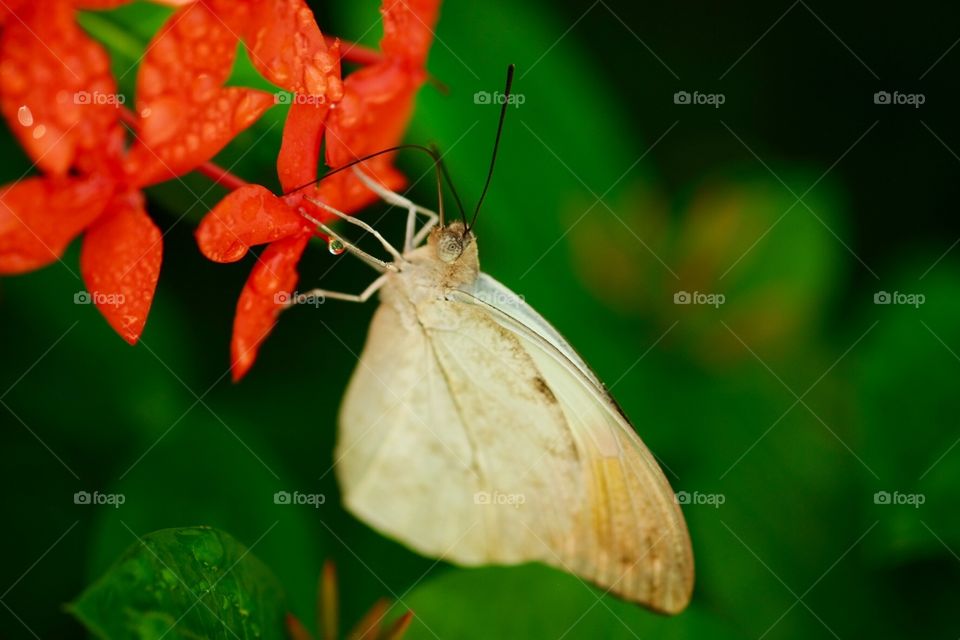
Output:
[{"xmin": 70, "ymin": 527, "xmax": 286, "ymax": 640}]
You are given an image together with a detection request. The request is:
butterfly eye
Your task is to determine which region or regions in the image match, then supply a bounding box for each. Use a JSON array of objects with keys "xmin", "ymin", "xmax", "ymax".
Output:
[{"xmin": 437, "ymin": 230, "xmax": 464, "ymax": 263}]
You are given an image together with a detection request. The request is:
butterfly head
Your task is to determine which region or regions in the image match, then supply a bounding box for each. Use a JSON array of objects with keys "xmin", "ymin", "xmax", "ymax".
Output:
[{"xmin": 432, "ymin": 221, "xmax": 474, "ymax": 263}]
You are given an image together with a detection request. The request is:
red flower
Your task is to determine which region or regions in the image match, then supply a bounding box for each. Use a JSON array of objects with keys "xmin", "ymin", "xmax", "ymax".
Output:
[
  {"xmin": 196, "ymin": 0, "xmax": 441, "ymax": 381},
  {"xmin": 0, "ymin": 0, "xmax": 156, "ymax": 343},
  {"xmin": 0, "ymin": 0, "xmax": 338, "ymax": 343}
]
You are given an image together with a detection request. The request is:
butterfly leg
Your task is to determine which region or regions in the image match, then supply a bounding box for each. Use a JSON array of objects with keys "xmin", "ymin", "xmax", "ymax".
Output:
[
  {"xmin": 351, "ymin": 167, "xmax": 438, "ymax": 252},
  {"xmin": 303, "ymin": 196, "xmax": 404, "ymax": 264},
  {"xmin": 287, "ymin": 274, "xmax": 387, "ymax": 307},
  {"xmin": 298, "ymin": 210, "xmax": 397, "ymax": 274}
]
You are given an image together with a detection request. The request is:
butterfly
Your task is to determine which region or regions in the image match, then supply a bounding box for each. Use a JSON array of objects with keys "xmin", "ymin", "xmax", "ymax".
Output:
[{"xmin": 291, "ymin": 66, "xmax": 694, "ymax": 614}]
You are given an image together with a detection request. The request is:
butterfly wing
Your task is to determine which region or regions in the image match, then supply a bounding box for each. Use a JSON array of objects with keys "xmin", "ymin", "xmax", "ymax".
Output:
[
  {"xmin": 336, "ymin": 274, "xmax": 693, "ymax": 614},
  {"xmin": 453, "ymin": 274, "xmax": 694, "ymax": 613}
]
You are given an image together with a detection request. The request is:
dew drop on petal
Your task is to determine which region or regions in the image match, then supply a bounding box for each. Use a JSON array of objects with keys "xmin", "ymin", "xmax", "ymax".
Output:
[
  {"xmin": 328, "ymin": 238, "xmax": 346, "ymax": 255},
  {"xmin": 17, "ymin": 105, "xmax": 33, "ymax": 127},
  {"xmin": 32, "ymin": 124, "xmax": 46, "ymax": 139}
]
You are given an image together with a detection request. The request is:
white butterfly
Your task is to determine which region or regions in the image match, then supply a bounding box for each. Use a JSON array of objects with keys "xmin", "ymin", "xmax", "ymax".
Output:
[
  {"xmin": 294, "ymin": 159, "xmax": 694, "ymax": 613},
  {"xmin": 290, "ymin": 66, "xmax": 691, "ymax": 614}
]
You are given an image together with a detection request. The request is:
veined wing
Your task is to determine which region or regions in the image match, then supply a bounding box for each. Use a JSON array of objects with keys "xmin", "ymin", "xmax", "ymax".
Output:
[
  {"xmin": 336, "ymin": 275, "xmax": 693, "ymax": 613},
  {"xmin": 450, "ymin": 273, "xmax": 694, "ymax": 613},
  {"xmin": 336, "ymin": 297, "xmax": 583, "ymax": 565}
]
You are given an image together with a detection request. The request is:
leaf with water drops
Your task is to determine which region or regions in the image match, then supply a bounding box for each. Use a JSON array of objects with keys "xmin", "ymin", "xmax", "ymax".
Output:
[{"xmin": 69, "ymin": 526, "xmax": 287, "ymax": 640}]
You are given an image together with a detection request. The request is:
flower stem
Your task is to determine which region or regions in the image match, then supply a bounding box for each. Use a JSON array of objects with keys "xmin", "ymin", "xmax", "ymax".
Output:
[
  {"xmin": 196, "ymin": 162, "xmax": 249, "ymax": 191},
  {"xmin": 327, "ymin": 37, "xmax": 382, "ymax": 66}
]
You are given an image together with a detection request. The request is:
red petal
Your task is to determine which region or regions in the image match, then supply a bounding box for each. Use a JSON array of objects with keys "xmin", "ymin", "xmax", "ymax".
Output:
[
  {"xmin": 240, "ymin": 1, "xmax": 343, "ymax": 99},
  {"xmin": 277, "ymin": 99, "xmax": 330, "ymax": 194},
  {"xmin": 197, "ymin": 184, "xmax": 307, "ymax": 262},
  {"xmin": 125, "ymin": 2, "xmax": 274, "ymax": 187},
  {"xmin": 311, "ymin": 0, "xmax": 439, "ymax": 212},
  {"xmin": 0, "ymin": 1, "xmax": 27, "ymax": 25},
  {"xmin": 0, "ymin": 176, "xmax": 112, "ymax": 273},
  {"xmin": 312, "ymin": 163, "xmax": 407, "ymax": 215},
  {"xmin": 80, "ymin": 191, "xmax": 162, "ymax": 344},
  {"xmin": 73, "ymin": 0, "xmax": 194, "ymax": 7},
  {"xmin": 231, "ymin": 233, "xmax": 309, "ymax": 381},
  {"xmin": 319, "ymin": 61, "xmax": 419, "ymax": 213},
  {"xmin": 0, "ymin": 1, "xmax": 123, "ymax": 176},
  {"xmin": 380, "ymin": 0, "xmax": 441, "ymax": 66}
]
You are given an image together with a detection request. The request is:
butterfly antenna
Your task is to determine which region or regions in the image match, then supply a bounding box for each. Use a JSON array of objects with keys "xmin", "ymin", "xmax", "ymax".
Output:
[
  {"xmin": 283, "ymin": 144, "xmax": 465, "ymax": 228},
  {"xmin": 430, "ymin": 143, "xmax": 467, "ymax": 227},
  {"xmin": 468, "ymin": 64, "xmax": 515, "ymax": 233}
]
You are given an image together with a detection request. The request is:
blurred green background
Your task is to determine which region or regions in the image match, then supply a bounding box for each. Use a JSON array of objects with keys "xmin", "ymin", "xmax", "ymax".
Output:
[{"xmin": 2, "ymin": 0, "xmax": 959, "ymax": 638}]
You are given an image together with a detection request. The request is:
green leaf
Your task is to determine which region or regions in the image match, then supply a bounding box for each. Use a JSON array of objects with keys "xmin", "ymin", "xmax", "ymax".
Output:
[{"xmin": 70, "ymin": 527, "xmax": 287, "ymax": 640}]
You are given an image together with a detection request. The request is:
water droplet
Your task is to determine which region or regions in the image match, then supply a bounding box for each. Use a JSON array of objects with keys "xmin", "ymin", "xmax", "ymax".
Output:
[
  {"xmin": 17, "ymin": 105, "xmax": 33, "ymax": 127},
  {"xmin": 32, "ymin": 124, "xmax": 46, "ymax": 139},
  {"xmin": 328, "ymin": 238, "xmax": 346, "ymax": 255},
  {"xmin": 191, "ymin": 533, "xmax": 224, "ymax": 567},
  {"xmin": 140, "ymin": 107, "xmax": 152, "ymax": 118}
]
